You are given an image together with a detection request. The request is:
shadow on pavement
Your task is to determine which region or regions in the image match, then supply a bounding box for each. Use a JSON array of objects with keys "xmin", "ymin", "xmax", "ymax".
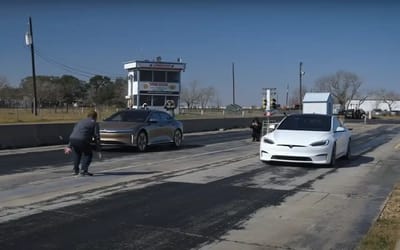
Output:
[{"xmin": 96, "ymin": 171, "xmax": 160, "ymax": 176}]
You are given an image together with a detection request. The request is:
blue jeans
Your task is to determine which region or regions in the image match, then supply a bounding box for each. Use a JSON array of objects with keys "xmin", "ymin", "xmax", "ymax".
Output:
[{"xmin": 70, "ymin": 139, "xmax": 93, "ymax": 173}]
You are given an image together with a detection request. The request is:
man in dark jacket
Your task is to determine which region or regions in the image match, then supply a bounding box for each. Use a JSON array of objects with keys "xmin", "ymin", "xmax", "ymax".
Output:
[
  {"xmin": 64, "ymin": 110, "xmax": 100, "ymax": 176},
  {"xmin": 250, "ymin": 118, "xmax": 262, "ymax": 142}
]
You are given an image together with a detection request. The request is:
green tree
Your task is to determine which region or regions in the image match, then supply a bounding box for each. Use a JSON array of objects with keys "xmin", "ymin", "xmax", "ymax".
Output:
[
  {"xmin": 56, "ymin": 75, "xmax": 84, "ymax": 111},
  {"xmin": 87, "ymin": 75, "xmax": 114, "ymax": 105},
  {"xmin": 112, "ymin": 77, "xmax": 128, "ymax": 107}
]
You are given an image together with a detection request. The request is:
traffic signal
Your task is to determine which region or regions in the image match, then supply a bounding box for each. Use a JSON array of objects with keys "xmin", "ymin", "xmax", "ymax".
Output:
[
  {"xmin": 272, "ymin": 98, "xmax": 277, "ymax": 109},
  {"xmin": 262, "ymin": 98, "xmax": 267, "ymax": 109}
]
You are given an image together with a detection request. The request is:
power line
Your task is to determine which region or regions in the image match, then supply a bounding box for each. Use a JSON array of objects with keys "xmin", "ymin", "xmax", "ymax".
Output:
[{"xmin": 33, "ymin": 47, "xmax": 125, "ymax": 80}]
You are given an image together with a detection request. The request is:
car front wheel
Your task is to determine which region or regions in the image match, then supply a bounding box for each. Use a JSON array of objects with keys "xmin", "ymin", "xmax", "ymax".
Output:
[
  {"xmin": 172, "ymin": 129, "xmax": 183, "ymax": 148},
  {"xmin": 136, "ymin": 131, "xmax": 148, "ymax": 152},
  {"xmin": 328, "ymin": 144, "xmax": 336, "ymax": 167},
  {"xmin": 344, "ymin": 140, "xmax": 351, "ymax": 160}
]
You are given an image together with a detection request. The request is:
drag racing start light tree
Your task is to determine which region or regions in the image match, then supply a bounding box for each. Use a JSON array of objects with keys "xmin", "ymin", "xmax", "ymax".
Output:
[
  {"xmin": 271, "ymin": 98, "xmax": 277, "ymax": 109},
  {"xmin": 262, "ymin": 88, "xmax": 277, "ymax": 112},
  {"xmin": 262, "ymin": 98, "xmax": 267, "ymax": 109}
]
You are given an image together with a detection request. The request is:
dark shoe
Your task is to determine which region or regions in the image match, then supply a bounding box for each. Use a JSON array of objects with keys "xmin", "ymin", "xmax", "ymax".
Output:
[
  {"xmin": 73, "ymin": 172, "xmax": 79, "ymax": 176},
  {"xmin": 80, "ymin": 171, "xmax": 94, "ymax": 176}
]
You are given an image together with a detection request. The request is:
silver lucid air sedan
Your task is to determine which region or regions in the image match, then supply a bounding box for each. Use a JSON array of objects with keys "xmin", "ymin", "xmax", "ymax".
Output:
[{"xmin": 99, "ymin": 109, "xmax": 183, "ymax": 152}]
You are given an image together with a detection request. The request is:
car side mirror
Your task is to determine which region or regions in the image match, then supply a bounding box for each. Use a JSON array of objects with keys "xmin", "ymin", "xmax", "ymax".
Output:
[{"xmin": 335, "ymin": 126, "xmax": 345, "ymax": 132}]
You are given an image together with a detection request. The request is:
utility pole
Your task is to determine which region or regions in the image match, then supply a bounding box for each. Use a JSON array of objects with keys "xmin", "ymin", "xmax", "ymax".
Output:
[
  {"xmin": 232, "ymin": 62, "xmax": 235, "ymax": 105},
  {"xmin": 26, "ymin": 17, "xmax": 38, "ymax": 116}
]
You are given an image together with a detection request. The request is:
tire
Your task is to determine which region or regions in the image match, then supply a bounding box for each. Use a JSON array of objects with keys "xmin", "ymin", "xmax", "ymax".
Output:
[
  {"xmin": 344, "ymin": 140, "xmax": 351, "ymax": 160},
  {"xmin": 172, "ymin": 129, "xmax": 183, "ymax": 148},
  {"xmin": 136, "ymin": 131, "xmax": 148, "ymax": 152},
  {"xmin": 328, "ymin": 144, "xmax": 336, "ymax": 167}
]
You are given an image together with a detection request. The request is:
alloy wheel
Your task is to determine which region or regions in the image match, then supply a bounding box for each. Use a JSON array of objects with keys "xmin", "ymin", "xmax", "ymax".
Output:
[
  {"xmin": 137, "ymin": 131, "xmax": 148, "ymax": 152},
  {"xmin": 173, "ymin": 130, "xmax": 182, "ymax": 147}
]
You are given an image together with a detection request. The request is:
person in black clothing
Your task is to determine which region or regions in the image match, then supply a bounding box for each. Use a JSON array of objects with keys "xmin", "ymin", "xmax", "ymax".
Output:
[
  {"xmin": 250, "ymin": 118, "xmax": 262, "ymax": 142},
  {"xmin": 64, "ymin": 110, "xmax": 100, "ymax": 176}
]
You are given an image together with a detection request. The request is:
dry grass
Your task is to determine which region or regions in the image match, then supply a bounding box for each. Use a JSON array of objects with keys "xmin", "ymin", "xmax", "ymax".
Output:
[
  {"xmin": 0, "ymin": 107, "xmax": 120, "ymax": 124},
  {"xmin": 0, "ymin": 107, "xmax": 266, "ymax": 124},
  {"xmin": 357, "ymin": 183, "xmax": 400, "ymax": 250}
]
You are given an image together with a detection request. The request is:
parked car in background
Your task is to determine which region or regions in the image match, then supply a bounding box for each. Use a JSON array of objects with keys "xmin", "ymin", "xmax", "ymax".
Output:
[
  {"xmin": 390, "ymin": 110, "xmax": 400, "ymax": 116},
  {"xmin": 371, "ymin": 109, "xmax": 384, "ymax": 116},
  {"xmin": 260, "ymin": 113, "xmax": 351, "ymax": 166},
  {"xmin": 344, "ymin": 109, "xmax": 366, "ymax": 119},
  {"xmin": 99, "ymin": 109, "xmax": 183, "ymax": 152}
]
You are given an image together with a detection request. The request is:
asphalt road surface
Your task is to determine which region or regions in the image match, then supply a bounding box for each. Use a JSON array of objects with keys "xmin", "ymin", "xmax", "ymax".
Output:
[{"xmin": 0, "ymin": 123, "xmax": 400, "ymax": 250}]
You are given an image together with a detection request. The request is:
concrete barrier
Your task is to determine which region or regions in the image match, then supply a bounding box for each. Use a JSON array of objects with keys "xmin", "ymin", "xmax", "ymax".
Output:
[{"xmin": 0, "ymin": 116, "xmax": 283, "ymax": 149}]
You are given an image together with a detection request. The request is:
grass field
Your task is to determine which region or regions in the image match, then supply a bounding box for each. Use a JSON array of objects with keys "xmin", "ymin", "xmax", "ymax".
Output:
[
  {"xmin": 0, "ymin": 107, "xmax": 118, "ymax": 124},
  {"xmin": 0, "ymin": 107, "xmax": 266, "ymax": 124}
]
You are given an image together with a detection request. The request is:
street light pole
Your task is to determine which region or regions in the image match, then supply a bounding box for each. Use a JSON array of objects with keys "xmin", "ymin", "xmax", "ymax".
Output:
[
  {"xmin": 27, "ymin": 17, "xmax": 38, "ymax": 116},
  {"xmin": 232, "ymin": 62, "xmax": 235, "ymax": 105},
  {"xmin": 286, "ymin": 83, "xmax": 289, "ymax": 108},
  {"xmin": 299, "ymin": 62, "xmax": 304, "ymax": 112}
]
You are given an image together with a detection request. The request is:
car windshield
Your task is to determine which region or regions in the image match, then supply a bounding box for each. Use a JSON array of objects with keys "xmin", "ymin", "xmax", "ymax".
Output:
[
  {"xmin": 104, "ymin": 110, "xmax": 149, "ymax": 122},
  {"xmin": 277, "ymin": 115, "xmax": 331, "ymax": 131}
]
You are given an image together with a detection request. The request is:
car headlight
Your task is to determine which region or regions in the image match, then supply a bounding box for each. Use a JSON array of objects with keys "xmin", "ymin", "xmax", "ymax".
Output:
[
  {"xmin": 310, "ymin": 140, "xmax": 329, "ymax": 146},
  {"xmin": 263, "ymin": 138, "xmax": 274, "ymax": 144}
]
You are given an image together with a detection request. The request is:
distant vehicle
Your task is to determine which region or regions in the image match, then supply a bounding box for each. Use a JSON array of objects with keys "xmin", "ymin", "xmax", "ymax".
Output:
[
  {"xmin": 390, "ymin": 110, "xmax": 400, "ymax": 116},
  {"xmin": 344, "ymin": 109, "xmax": 366, "ymax": 119},
  {"xmin": 225, "ymin": 104, "xmax": 242, "ymax": 112},
  {"xmin": 372, "ymin": 109, "xmax": 383, "ymax": 116},
  {"xmin": 260, "ymin": 113, "xmax": 351, "ymax": 166},
  {"xmin": 99, "ymin": 109, "xmax": 183, "ymax": 152}
]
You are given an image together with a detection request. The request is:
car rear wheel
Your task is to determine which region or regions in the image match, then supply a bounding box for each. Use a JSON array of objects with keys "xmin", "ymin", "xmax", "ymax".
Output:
[
  {"xmin": 136, "ymin": 131, "xmax": 148, "ymax": 152},
  {"xmin": 172, "ymin": 129, "xmax": 183, "ymax": 148}
]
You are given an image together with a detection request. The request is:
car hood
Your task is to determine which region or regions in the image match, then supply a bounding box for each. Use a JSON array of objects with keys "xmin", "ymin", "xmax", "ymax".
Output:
[
  {"xmin": 99, "ymin": 121, "xmax": 144, "ymax": 132},
  {"xmin": 266, "ymin": 130, "xmax": 331, "ymax": 146}
]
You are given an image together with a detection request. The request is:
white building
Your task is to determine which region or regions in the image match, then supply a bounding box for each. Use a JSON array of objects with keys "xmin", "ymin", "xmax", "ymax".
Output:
[
  {"xmin": 124, "ymin": 58, "xmax": 186, "ymax": 110},
  {"xmin": 347, "ymin": 99, "xmax": 400, "ymax": 112}
]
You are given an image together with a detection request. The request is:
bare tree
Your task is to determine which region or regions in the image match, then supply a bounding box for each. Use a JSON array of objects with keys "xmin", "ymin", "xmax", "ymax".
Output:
[
  {"xmin": 212, "ymin": 90, "xmax": 222, "ymax": 108},
  {"xmin": 351, "ymin": 89, "xmax": 368, "ymax": 109},
  {"xmin": 0, "ymin": 75, "xmax": 9, "ymax": 106},
  {"xmin": 181, "ymin": 80, "xmax": 201, "ymax": 108},
  {"xmin": 0, "ymin": 75, "xmax": 8, "ymax": 89},
  {"xmin": 198, "ymin": 86, "xmax": 215, "ymax": 108},
  {"xmin": 375, "ymin": 89, "xmax": 400, "ymax": 112},
  {"xmin": 314, "ymin": 70, "xmax": 362, "ymax": 109},
  {"xmin": 289, "ymin": 85, "xmax": 309, "ymax": 107}
]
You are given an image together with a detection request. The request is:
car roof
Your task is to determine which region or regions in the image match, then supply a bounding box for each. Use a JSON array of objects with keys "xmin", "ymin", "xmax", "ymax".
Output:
[
  {"xmin": 288, "ymin": 113, "xmax": 332, "ymax": 118},
  {"xmin": 123, "ymin": 109, "xmax": 151, "ymax": 112}
]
